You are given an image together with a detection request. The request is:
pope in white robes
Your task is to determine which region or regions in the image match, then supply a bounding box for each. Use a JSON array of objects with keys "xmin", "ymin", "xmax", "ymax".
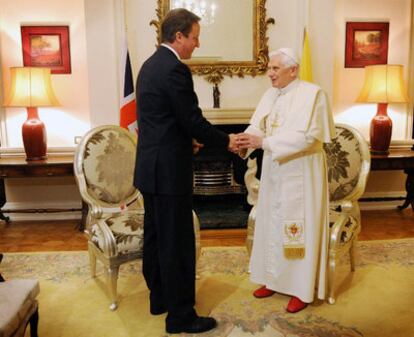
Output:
[{"xmin": 237, "ymin": 48, "xmax": 335, "ymax": 313}]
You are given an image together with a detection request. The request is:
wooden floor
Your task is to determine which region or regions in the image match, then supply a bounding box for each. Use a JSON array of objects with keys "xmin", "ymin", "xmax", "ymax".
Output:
[{"xmin": 0, "ymin": 209, "xmax": 413, "ymax": 252}]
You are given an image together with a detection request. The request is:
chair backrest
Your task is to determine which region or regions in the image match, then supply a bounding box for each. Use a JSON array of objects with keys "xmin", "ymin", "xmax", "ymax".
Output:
[
  {"xmin": 74, "ymin": 125, "xmax": 140, "ymax": 207},
  {"xmin": 323, "ymin": 123, "xmax": 371, "ymax": 204}
]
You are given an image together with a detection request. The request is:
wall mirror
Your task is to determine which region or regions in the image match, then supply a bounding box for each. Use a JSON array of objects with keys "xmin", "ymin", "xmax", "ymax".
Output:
[{"xmin": 151, "ymin": 0, "xmax": 274, "ymax": 84}]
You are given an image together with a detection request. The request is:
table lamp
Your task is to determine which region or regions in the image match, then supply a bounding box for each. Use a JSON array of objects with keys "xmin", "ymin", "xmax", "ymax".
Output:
[
  {"xmin": 356, "ymin": 64, "xmax": 408, "ymax": 154},
  {"xmin": 4, "ymin": 67, "xmax": 60, "ymax": 161}
]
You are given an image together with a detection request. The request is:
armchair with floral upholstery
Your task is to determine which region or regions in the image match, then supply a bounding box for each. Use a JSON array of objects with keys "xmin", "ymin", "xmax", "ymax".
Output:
[
  {"xmin": 323, "ymin": 123, "xmax": 370, "ymax": 303},
  {"xmin": 244, "ymin": 123, "xmax": 370, "ymax": 304},
  {"xmin": 74, "ymin": 125, "xmax": 144, "ymax": 311},
  {"xmin": 74, "ymin": 125, "xmax": 201, "ymax": 310}
]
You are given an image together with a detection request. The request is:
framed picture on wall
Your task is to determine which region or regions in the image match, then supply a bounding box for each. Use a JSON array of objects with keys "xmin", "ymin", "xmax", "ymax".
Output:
[
  {"xmin": 345, "ymin": 22, "xmax": 389, "ymax": 68},
  {"xmin": 21, "ymin": 26, "xmax": 71, "ymax": 74}
]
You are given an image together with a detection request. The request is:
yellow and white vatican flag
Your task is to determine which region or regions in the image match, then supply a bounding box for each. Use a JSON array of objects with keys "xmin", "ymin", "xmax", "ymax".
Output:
[{"xmin": 299, "ymin": 29, "xmax": 313, "ymax": 83}]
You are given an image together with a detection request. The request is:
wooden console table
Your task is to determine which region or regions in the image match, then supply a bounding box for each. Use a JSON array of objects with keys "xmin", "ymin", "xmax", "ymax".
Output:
[
  {"xmin": 0, "ymin": 155, "xmax": 86, "ymax": 227},
  {"xmin": 370, "ymin": 148, "xmax": 414, "ymax": 210}
]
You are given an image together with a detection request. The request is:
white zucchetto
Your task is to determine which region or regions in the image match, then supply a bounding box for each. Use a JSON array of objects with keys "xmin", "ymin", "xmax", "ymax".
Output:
[{"xmin": 270, "ymin": 48, "xmax": 299, "ymax": 65}]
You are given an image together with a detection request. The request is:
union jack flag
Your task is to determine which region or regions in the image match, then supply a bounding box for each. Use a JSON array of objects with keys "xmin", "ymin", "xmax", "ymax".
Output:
[{"xmin": 119, "ymin": 42, "xmax": 137, "ymax": 133}]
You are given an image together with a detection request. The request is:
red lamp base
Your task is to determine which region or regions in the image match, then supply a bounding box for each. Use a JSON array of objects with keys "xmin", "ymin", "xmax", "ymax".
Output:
[
  {"xmin": 370, "ymin": 103, "xmax": 392, "ymax": 155},
  {"xmin": 22, "ymin": 107, "xmax": 47, "ymax": 161}
]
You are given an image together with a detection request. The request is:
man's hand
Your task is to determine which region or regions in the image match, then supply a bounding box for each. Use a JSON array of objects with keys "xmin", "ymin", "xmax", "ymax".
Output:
[
  {"xmin": 228, "ymin": 133, "xmax": 239, "ymax": 153},
  {"xmin": 236, "ymin": 133, "xmax": 263, "ymax": 149},
  {"xmin": 192, "ymin": 139, "xmax": 204, "ymax": 155}
]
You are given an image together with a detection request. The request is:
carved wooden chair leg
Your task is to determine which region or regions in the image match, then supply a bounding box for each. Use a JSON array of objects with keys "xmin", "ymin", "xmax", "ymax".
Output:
[
  {"xmin": 327, "ymin": 255, "xmax": 337, "ymax": 304},
  {"xmin": 106, "ymin": 265, "xmax": 119, "ymax": 311},
  {"xmin": 246, "ymin": 206, "xmax": 256, "ymax": 256},
  {"xmin": 29, "ymin": 307, "xmax": 39, "ymax": 337},
  {"xmin": 350, "ymin": 240, "xmax": 357, "ymax": 272},
  {"xmin": 0, "ymin": 253, "xmax": 4, "ymax": 282},
  {"xmin": 87, "ymin": 244, "xmax": 97, "ymax": 278}
]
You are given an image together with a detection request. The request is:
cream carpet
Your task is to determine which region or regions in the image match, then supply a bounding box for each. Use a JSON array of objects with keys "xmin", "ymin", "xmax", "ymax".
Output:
[{"xmin": 2, "ymin": 239, "xmax": 414, "ymax": 337}]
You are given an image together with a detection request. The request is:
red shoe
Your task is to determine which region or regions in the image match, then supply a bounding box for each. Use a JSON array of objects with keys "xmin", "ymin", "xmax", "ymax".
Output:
[
  {"xmin": 253, "ymin": 285, "xmax": 275, "ymax": 298},
  {"xmin": 286, "ymin": 296, "xmax": 308, "ymax": 313}
]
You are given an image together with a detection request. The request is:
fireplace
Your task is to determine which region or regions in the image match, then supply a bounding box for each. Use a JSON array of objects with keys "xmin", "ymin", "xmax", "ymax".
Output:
[
  {"xmin": 193, "ymin": 123, "xmax": 248, "ymax": 195},
  {"xmin": 191, "ymin": 108, "xmax": 255, "ymax": 195}
]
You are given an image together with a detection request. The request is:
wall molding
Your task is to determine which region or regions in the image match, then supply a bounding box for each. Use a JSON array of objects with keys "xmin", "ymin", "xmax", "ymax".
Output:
[
  {"xmin": 360, "ymin": 190, "xmax": 407, "ymax": 210},
  {"xmin": 3, "ymin": 200, "xmax": 82, "ymax": 221},
  {"xmin": 360, "ymin": 199, "xmax": 406, "ymax": 210}
]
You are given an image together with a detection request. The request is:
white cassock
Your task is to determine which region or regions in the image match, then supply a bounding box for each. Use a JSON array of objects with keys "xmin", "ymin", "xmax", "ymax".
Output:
[{"xmin": 244, "ymin": 79, "xmax": 335, "ymax": 302}]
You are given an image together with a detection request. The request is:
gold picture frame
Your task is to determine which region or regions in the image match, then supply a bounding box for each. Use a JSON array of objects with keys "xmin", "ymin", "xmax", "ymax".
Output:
[{"xmin": 151, "ymin": 0, "xmax": 274, "ymax": 84}]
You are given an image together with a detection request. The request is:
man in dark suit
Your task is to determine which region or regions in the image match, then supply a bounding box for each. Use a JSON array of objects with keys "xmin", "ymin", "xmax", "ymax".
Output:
[{"xmin": 134, "ymin": 8, "xmax": 237, "ymax": 334}]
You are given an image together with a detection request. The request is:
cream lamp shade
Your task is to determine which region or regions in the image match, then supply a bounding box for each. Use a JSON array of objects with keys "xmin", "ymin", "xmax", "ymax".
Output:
[
  {"xmin": 356, "ymin": 64, "xmax": 408, "ymax": 104},
  {"xmin": 4, "ymin": 66, "xmax": 60, "ymax": 161},
  {"xmin": 356, "ymin": 64, "xmax": 408, "ymax": 154},
  {"xmin": 4, "ymin": 67, "xmax": 60, "ymax": 107}
]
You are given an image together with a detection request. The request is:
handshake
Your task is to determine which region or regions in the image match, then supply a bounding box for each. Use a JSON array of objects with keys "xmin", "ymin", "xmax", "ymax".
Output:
[
  {"xmin": 227, "ymin": 133, "xmax": 263, "ymax": 154},
  {"xmin": 192, "ymin": 133, "xmax": 263, "ymax": 155}
]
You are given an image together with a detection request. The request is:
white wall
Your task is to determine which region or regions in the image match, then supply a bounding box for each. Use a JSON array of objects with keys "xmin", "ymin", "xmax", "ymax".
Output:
[
  {"xmin": 84, "ymin": 0, "xmax": 120, "ymax": 127},
  {"xmin": 308, "ymin": 0, "xmax": 335, "ymax": 100}
]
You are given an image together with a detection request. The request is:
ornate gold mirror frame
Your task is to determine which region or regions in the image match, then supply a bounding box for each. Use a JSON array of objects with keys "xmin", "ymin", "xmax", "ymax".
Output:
[{"xmin": 150, "ymin": 0, "xmax": 274, "ymax": 84}]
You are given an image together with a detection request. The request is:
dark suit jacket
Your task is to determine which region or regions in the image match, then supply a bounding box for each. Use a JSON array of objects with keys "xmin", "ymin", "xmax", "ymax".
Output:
[{"xmin": 134, "ymin": 46, "xmax": 229, "ymax": 195}]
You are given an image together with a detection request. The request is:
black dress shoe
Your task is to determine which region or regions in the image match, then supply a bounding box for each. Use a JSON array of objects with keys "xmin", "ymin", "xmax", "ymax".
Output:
[
  {"xmin": 166, "ymin": 316, "xmax": 217, "ymax": 334},
  {"xmin": 150, "ymin": 303, "xmax": 167, "ymax": 315}
]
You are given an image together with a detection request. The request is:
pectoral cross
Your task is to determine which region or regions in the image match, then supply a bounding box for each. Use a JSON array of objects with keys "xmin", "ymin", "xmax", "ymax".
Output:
[
  {"xmin": 271, "ymin": 120, "xmax": 279, "ymax": 128},
  {"xmin": 265, "ymin": 118, "xmax": 279, "ymax": 137},
  {"xmin": 263, "ymin": 112, "xmax": 279, "ymax": 136}
]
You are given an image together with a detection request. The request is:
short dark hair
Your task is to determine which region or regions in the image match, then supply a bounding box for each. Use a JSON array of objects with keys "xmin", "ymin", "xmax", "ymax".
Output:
[{"xmin": 161, "ymin": 8, "xmax": 200, "ymax": 43}]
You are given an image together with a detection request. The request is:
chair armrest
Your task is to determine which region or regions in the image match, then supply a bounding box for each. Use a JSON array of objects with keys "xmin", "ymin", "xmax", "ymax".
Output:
[
  {"xmin": 89, "ymin": 203, "xmax": 104, "ymax": 219},
  {"xmin": 329, "ymin": 210, "xmax": 360, "ymax": 251},
  {"xmin": 86, "ymin": 218, "xmax": 118, "ymax": 257},
  {"xmin": 90, "ymin": 193, "xmax": 143, "ymax": 219},
  {"xmin": 330, "ymin": 213, "xmax": 351, "ymax": 244},
  {"xmin": 331, "ymin": 199, "xmax": 361, "ymax": 224},
  {"xmin": 135, "ymin": 192, "xmax": 144, "ymax": 209},
  {"xmin": 336, "ymin": 200, "xmax": 353, "ymax": 213},
  {"xmin": 80, "ymin": 189, "xmax": 143, "ymax": 222}
]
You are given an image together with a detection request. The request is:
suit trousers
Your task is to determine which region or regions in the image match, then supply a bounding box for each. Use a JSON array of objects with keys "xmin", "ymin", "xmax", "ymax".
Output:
[{"xmin": 142, "ymin": 193, "xmax": 197, "ymax": 325}]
